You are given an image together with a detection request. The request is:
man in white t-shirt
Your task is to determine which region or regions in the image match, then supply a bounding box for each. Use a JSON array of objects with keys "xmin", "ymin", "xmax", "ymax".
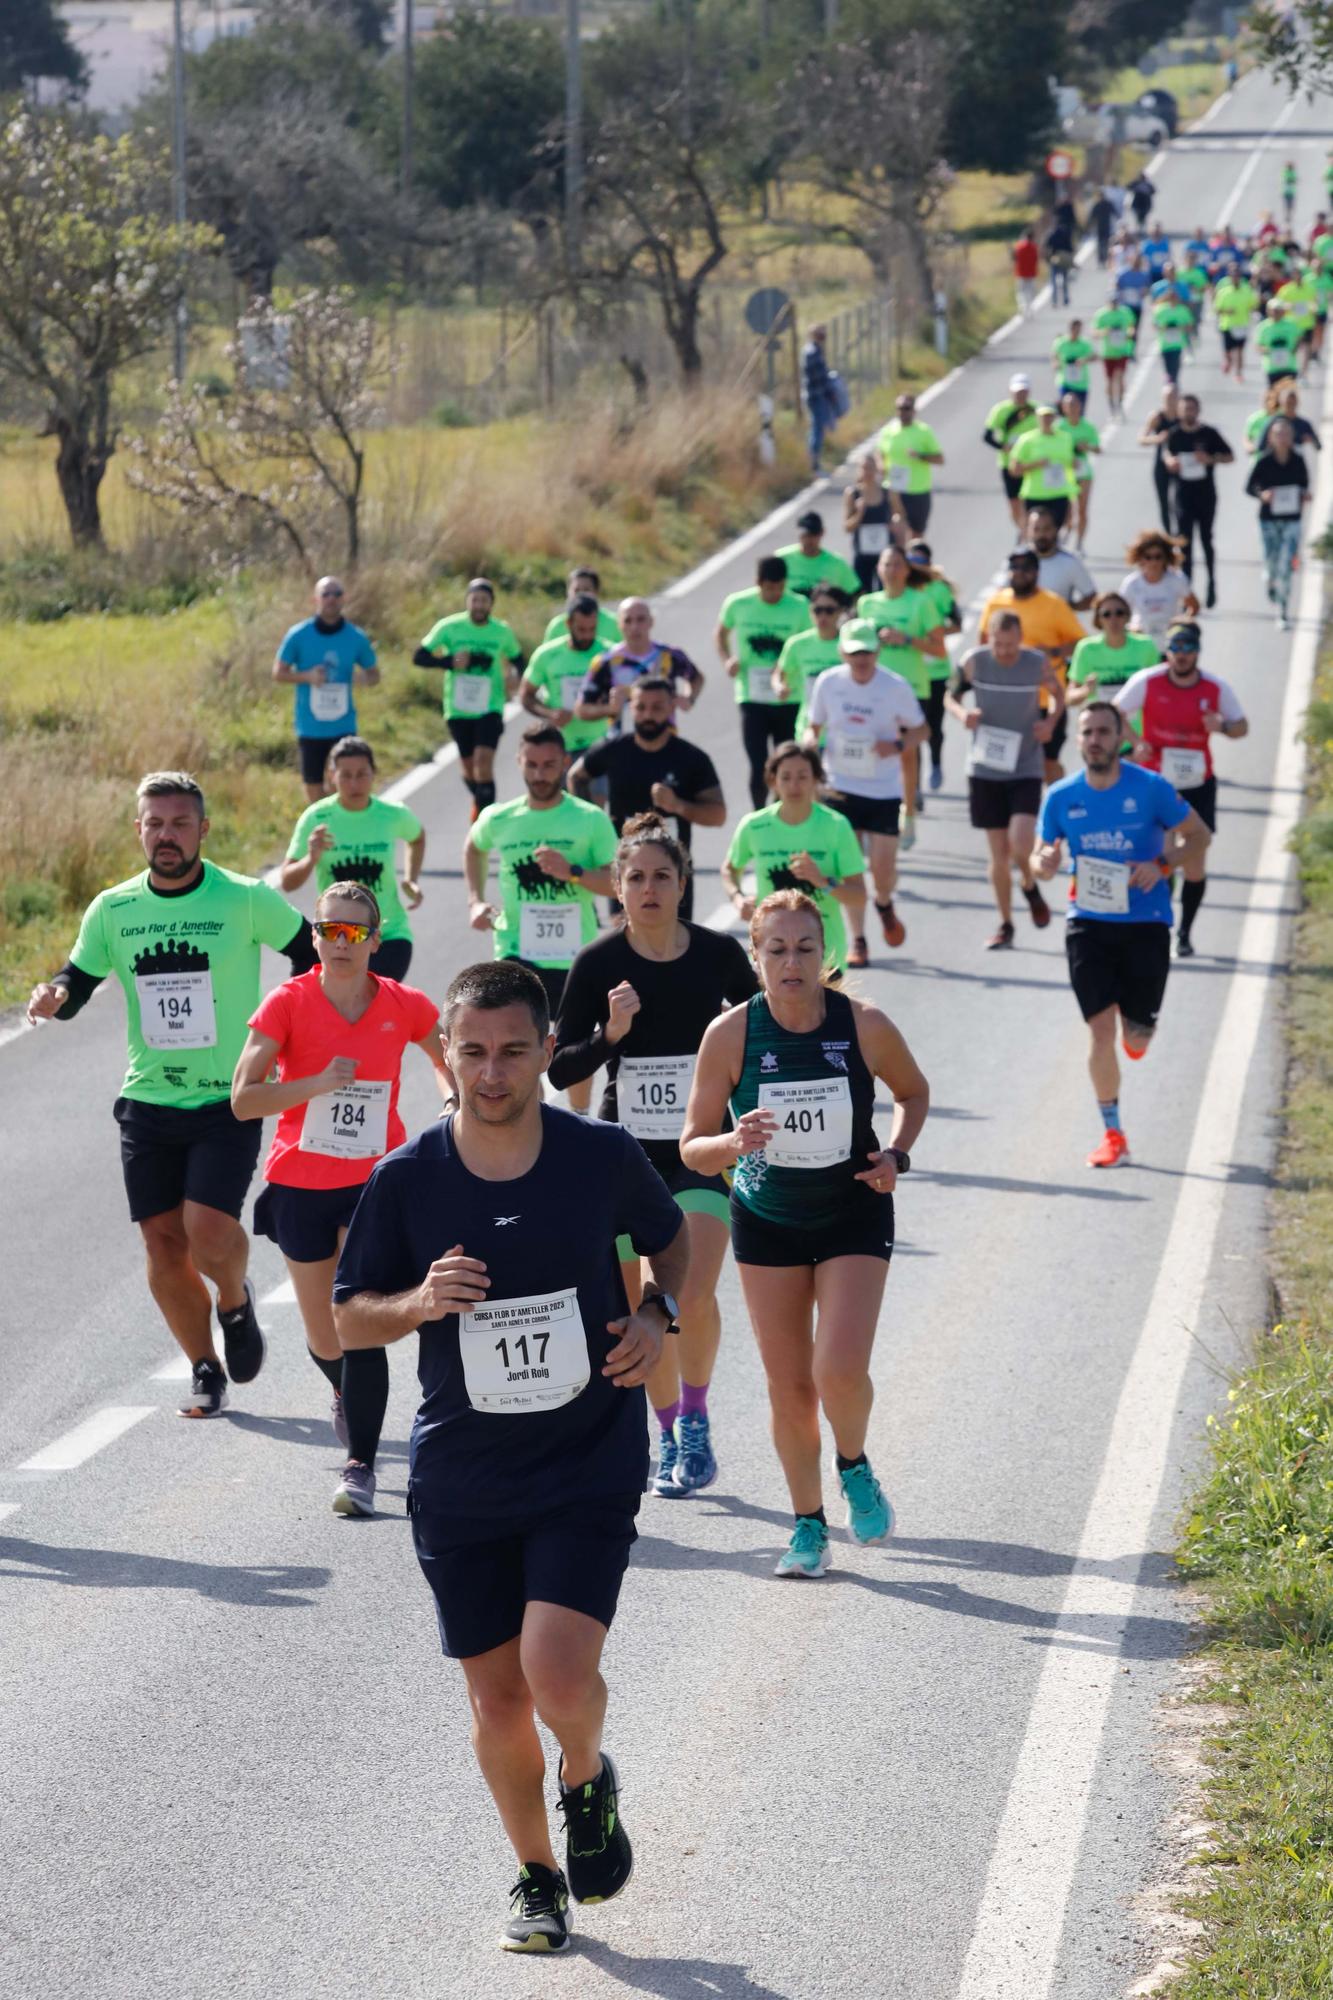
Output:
[
  {"xmin": 1026, "ymin": 506, "xmax": 1096, "ymax": 609},
  {"xmin": 805, "ymin": 618, "xmax": 927, "ymax": 955}
]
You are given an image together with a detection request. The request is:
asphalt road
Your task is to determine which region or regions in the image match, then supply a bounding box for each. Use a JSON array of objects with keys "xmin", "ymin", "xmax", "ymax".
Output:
[{"xmin": 2, "ymin": 68, "xmax": 1327, "ymax": 2000}]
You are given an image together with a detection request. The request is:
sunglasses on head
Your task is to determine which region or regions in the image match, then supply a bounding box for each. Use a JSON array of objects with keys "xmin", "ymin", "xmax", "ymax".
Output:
[{"xmin": 313, "ymin": 919, "xmax": 373, "ymax": 944}]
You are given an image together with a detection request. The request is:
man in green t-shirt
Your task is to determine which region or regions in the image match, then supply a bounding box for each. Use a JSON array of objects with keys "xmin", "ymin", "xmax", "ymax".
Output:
[
  {"xmin": 464, "ymin": 724, "xmax": 617, "ymax": 1111},
  {"xmin": 414, "ymin": 576, "xmax": 524, "ymax": 817},
  {"xmin": 775, "ymin": 510, "xmax": 860, "ymax": 600},
  {"xmin": 281, "ymin": 735, "xmax": 425, "ymax": 979},
  {"xmin": 721, "ymin": 741, "xmax": 868, "ymax": 971},
  {"xmin": 984, "ymin": 371, "xmax": 1040, "ymax": 531},
  {"xmin": 1152, "ymin": 294, "xmax": 1195, "ymax": 384},
  {"xmin": 542, "ymin": 566, "xmax": 620, "ymax": 650},
  {"xmin": 27, "ymin": 771, "xmax": 314, "ymax": 1418},
  {"xmin": 1092, "ymin": 295, "xmax": 1137, "ymax": 416},
  {"xmin": 521, "ymin": 596, "xmax": 611, "ymax": 755},
  {"xmin": 1256, "ymin": 299, "xmax": 1301, "ymax": 386},
  {"xmin": 715, "ymin": 553, "xmax": 813, "ymax": 810},
  {"xmin": 1051, "ymin": 318, "xmax": 1094, "ymax": 417},
  {"xmin": 1214, "ymin": 272, "xmax": 1259, "ymax": 381},
  {"xmin": 1005, "ymin": 407, "xmax": 1077, "ymax": 530},
  {"xmin": 877, "ymin": 391, "xmax": 945, "ymax": 533}
]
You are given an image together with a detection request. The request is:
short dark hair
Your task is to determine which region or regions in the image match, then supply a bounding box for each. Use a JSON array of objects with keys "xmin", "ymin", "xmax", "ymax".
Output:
[
  {"xmin": 568, "ymin": 566, "xmax": 600, "ymax": 590},
  {"xmin": 520, "ymin": 722, "xmax": 567, "ymax": 754},
  {"xmin": 568, "ymin": 592, "xmax": 600, "ymax": 617},
  {"xmin": 443, "ymin": 960, "xmax": 550, "ymax": 1040},
  {"xmin": 329, "ymin": 734, "xmax": 376, "ymax": 769},
  {"xmin": 757, "ymin": 555, "xmax": 788, "ymax": 585},
  {"xmin": 137, "ymin": 771, "xmax": 206, "ymax": 816},
  {"xmin": 629, "ymin": 675, "xmax": 673, "ymax": 700},
  {"xmin": 1080, "ymin": 699, "xmax": 1122, "ymax": 729}
]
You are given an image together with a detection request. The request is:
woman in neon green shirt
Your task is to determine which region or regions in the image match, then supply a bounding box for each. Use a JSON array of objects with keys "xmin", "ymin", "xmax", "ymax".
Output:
[
  {"xmin": 1005, "ymin": 408, "xmax": 1076, "ymax": 532},
  {"xmin": 1057, "ymin": 391, "xmax": 1101, "ymax": 552}
]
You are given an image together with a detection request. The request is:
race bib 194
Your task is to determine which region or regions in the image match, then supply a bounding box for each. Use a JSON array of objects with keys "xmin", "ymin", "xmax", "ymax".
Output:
[
  {"xmin": 459, "ymin": 1287, "xmax": 589, "ymax": 1413},
  {"xmin": 298, "ymin": 1079, "xmax": 391, "ymax": 1160},
  {"xmin": 135, "ymin": 970, "xmax": 217, "ymax": 1051}
]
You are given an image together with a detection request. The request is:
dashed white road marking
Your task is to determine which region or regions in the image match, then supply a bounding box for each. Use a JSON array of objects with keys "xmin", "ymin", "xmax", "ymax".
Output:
[
  {"xmin": 17, "ymin": 1406, "xmax": 155, "ymax": 1474},
  {"xmin": 0, "ymin": 1502, "xmax": 22, "ymax": 1523}
]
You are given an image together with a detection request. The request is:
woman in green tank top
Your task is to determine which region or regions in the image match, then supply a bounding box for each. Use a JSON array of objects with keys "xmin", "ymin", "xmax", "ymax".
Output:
[{"xmin": 681, "ymin": 891, "xmax": 930, "ymax": 1579}]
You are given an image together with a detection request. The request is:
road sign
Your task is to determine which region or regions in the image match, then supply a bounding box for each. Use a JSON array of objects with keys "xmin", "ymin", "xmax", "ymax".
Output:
[
  {"xmin": 745, "ymin": 287, "xmax": 791, "ymax": 337},
  {"xmin": 1045, "ymin": 150, "xmax": 1075, "ymax": 182}
]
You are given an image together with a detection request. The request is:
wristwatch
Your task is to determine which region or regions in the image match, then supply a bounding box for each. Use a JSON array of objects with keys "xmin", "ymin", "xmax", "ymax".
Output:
[
  {"xmin": 641, "ymin": 1290, "xmax": 681, "ymax": 1334},
  {"xmin": 889, "ymin": 1148, "xmax": 911, "ymax": 1174},
  {"xmin": 568, "ymin": 863, "xmax": 585, "ymax": 879}
]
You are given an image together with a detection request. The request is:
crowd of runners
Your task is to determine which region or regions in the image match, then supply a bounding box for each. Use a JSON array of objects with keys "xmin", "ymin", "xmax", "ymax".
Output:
[{"xmin": 21, "ymin": 178, "xmax": 1319, "ymax": 1955}]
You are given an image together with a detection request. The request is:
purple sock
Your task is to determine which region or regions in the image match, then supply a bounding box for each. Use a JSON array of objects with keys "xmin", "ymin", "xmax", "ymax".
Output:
[
  {"xmin": 654, "ymin": 1399, "xmax": 680, "ymax": 1435},
  {"xmin": 679, "ymin": 1381, "xmax": 709, "ymax": 1419}
]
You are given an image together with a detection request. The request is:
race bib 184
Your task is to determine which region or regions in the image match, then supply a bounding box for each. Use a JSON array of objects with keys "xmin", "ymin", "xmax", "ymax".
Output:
[{"xmin": 299, "ymin": 1079, "xmax": 391, "ymax": 1160}]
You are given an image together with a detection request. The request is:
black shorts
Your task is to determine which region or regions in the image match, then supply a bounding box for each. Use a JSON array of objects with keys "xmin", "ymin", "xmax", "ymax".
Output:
[
  {"xmin": 253, "ymin": 1180, "xmax": 363, "ymax": 1263},
  {"xmin": 447, "ymin": 711, "xmax": 505, "ymax": 758},
  {"xmin": 369, "ymin": 937, "xmax": 413, "ymax": 980},
  {"xmin": 510, "ymin": 958, "xmax": 568, "ymax": 1024},
  {"xmin": 968, "ymin": 774, "xmax": 1043, "ymax": 830},
  {"xmin": 410, "ymin": 1490, "xmax": 641, "ymax": 1659},
  {"xmin": 1181, "ymin": 774, "xmax": 1217, "ymax": 833},
  {"xmin": 1002, "ymin": 469, "xmax": 1023, "ymax": 501},
  {"xmin": 113, "ymin": 1096, "xmax": 263, "ymax": 1224},
  {"xmin": 1033, "ymin": 495, "xmax": 1070, "ymax": 530},
  {"xmin": 899, "ymin": 491, "xmax": 932, "ymax": 534},
  {"xmin": 823, "ymin": 789, "xmax": 902, "ymax": 838},
  {"xmin": 1048, "ymin": 709, "xmax": 1068, "ymax": 761},
  {"xmin": 1222, "ymin": 330, "xmax": 1247, "ymax": 352},
  {"xmin": 731, "ymin": 1189, "xmax": 894, "ymax": 1267},
  {"xmin": 1065, "ymin": 919, "xmax": 1171, "ymax": 1030},
  {"xmin": 297, "ymin": 736, "xmax": 339, "ymax": 787}
]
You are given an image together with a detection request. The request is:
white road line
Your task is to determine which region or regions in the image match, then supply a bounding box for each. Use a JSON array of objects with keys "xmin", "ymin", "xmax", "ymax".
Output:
[
  {"xmin": 261, "ymin": 1277, "xmax": 297, "ymax": 1306},
  {"xmin": 954, "ymin": 189, "xmax": 1333, "ymax": 2000},
  {"xmin": 0, "ymin": 1502, "xmax": 21, "ymax": 1523},
  {"xmin": 1215, "ymin": 94, "xmax": 1296, "ymax": 230},
  {"xmin": 17, "ymin": 1406, "xmax": 156, "ymax": 1474},
  {"xmin": 150, "ymin": 1355, "xmax": 195, "ymax": 1381}
]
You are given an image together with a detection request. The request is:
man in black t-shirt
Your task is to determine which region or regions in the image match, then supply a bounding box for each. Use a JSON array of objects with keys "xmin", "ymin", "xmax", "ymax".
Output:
[
  {"xmin": 333, "ymin": 960, "xmax": 688, "ymax": 1955},
  {"xmin": 1162, "ymin": 393, "xmax": 1234, "ymax": 608},
  {"xmin": 568, "ymin": 679, "xmax": 726, "ymax": 919}
]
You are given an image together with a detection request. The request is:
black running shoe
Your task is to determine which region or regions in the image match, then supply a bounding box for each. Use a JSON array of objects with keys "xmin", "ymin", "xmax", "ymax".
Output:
[
  {"xmin": 558, "ymin": 1752, "xmax": 633, "ymax": 1905},
  {"xmin": 179, "ymin": 1359, "xmax": 229, "ymax": 1419},
  {"xmin": 218, "ymin": 1277, "xmax": 266, "ymax": 1385},
  {"xmin": 499, "ymin": 1864, "xmax": 571, "ymax": 1954}
]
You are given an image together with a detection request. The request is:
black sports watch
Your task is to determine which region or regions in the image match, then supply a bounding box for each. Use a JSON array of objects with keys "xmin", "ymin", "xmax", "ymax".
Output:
[
  {"xmin": 889, "ymin": 1148, "xmax": 911, "ymax": 1174},
  {"xmin": 641, "ymin": 1290, "xmax": 681, "ymax": 1334},
  {"xmin": 568, "ymin": 863, "xmax": 585, "ymax": 879}
]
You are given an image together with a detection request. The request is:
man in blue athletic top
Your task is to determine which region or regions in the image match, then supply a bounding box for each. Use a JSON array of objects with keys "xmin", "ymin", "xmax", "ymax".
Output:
[{"xmin": 1032, "ymin": 702, "xmax": 1208, "ymax": 1169}]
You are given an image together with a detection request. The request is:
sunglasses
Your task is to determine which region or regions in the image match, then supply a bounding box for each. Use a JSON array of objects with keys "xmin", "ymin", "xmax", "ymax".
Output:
[
  {"xmin": 1099, "ymin": 607, "xmax": 1129, "ymax": 619},
  {"xmin": 313, "ymin": 919, "xmax": 373, "ymax": 944},
  {"xmin": 318, "ymin": 588, "xmax": 344, "ymax": 599},
  {"xmin": 812, "ymin": 602, "xmax": 840, "ymax": 615},
  {"xmin": 1166, "ymin": 644, "xmax": 1197, "ymax": 655}
]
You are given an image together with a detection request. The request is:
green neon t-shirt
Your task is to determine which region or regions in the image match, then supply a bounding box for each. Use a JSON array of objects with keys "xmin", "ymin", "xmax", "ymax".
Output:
[
  {"xmin": 522, "ymin": 638, "xmax": 608, "ymax": 752},
  {"xmin": 418, "ymin": 610, "xmax": 521, "ymax": 721},
  {"xmin": 726, "ymin": 800, "xmax": 865, "ymax": 971},
  {"xmin": 985, "ymin": 399, "xmax": 1040, "ymax": 451},
  {"xmin": 1180, "ymin": 266, "xmax": 1208, "ymax": 301},
  {"xmin": 285, "ymin": 794, "xmax": 423, "ymax": 943},
  {"xmin": 1068, "ymin": 632, "xmax": 1162, "ymax": 690},
  {"xmin": 774, "ymin": 543, "xmax": 861, "ymax": 600},
  {"xmin": 1213, "ymin": 280, "xmax": 1258, "ymax": 332},
  {"xmin": 471, "ymin": 793, "xmax": 617, "ymax": 967},
  {"xmin": 1256, "ymin": 319, "xmax": 1301, "ymax": 375},
  {"xmin": 1051, "ymin": 337, "xmax": 1094, "ymax": 389},
  {"xmin": 1276, "ymin": 279, "xmax": 1317, "ymax": 332},
  {"xmin": 719, "ymin": 587, "xmax": 812, "ymax": 704},
  {"xmin": 543, "ymin": 607, "xmax": 620, "ymax": 649},
  {"xmin": 1313, "ymin": 230, "xmax": 1333, "ymax": 269},
  {"xmin": 1152, "ymin": 300, "xmax": 1194, "ymax": 352},
  {"xmin": 877, "ymin": 417, "xmax": 942, "ymax": 496},
  {"xmin": 1092, "ymin": 305, "xmax": 1136, "ymax": 359},
  {"xmin": 69, "ymin": 861, "xmax": 301, "ymax": 1108},
  {"xmin": 1057, "ymin": 414, "xmax": 1101, "ymax": 481},
  {"xmin": 854, "ymin": 587, "xmax": 942, "ymax": 696},
  {"xmin": 1005, "ymin": 428, "xmax": 1076, "ymax": 502}
]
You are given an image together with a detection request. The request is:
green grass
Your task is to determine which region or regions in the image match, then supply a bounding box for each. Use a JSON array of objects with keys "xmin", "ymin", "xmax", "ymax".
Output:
[{"xmin": 1155, "ymin": 641, "xmax": 1333, "ymax": 1995}]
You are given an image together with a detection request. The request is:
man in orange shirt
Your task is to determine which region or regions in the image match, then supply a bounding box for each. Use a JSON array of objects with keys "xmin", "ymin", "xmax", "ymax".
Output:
[{"xmin": 979, "ymin": 547, "xmax": 1085, "ymax": 781}]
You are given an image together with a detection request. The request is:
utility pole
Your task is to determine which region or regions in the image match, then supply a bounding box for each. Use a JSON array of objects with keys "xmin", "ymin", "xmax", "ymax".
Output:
[
  {"xmin": 825, "ymin": 0, "xmax": 840, "ymax": 32},
  {"xmin": 565, "ymin": 0, "xmax": 582, "ymax": 265},
  {"xmin": 402, "ymin": 0, "xmax": 415, "ymax": 196},
  {"xmin": 171, "ymin": 0, "xmax": 187, "ymax": 379},
  {"xmin": 681, "ymin": 0, "xmax": 694, "ymax": 146}
]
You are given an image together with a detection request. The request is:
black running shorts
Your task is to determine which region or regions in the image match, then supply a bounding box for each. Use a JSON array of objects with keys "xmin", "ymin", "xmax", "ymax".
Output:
[
  {"xmin": 823, "ymin": 789, "xmax": 902, "ymax": 837},
  {"xmin": 730, "ymin": 1189, "xmax": 894, "ymax": 1267},
  {"xmin": 410, "ymin": 1491, "xmax": 641, "ymax": 1659},
  {"xmin": 447, "ymin": 711, "xmax": 505, "ymax": 758},
  {"xmin": 1065, "ymin": 918, "xmax": 1170, "ymax": 1028},
  {"xmin": 113, "ymin": 1096, "xmax": 263, "ymax": 1223},
  {"xmin": 1180, "ymin": 774, "xmax": 1217, "ymax": 833},
  {"xmin": 253, "ymin": 1181, "xmax": 363, "ymax": 1263},
  {"xmin": 968, "ymin": 775, "xmax": 1043, "ymax": 830},
  {"xmin": 298, "ymin": 736, "xmax": 339, "ymax": 787}
]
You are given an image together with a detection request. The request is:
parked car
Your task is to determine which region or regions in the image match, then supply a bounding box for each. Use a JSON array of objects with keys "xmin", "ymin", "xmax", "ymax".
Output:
[{"xmin": 1135, "ymin": 87, "xmax": 1179, "ymax": 136}]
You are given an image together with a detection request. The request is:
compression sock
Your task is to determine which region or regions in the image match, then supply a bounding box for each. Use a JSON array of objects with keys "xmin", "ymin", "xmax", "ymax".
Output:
[
  {"xmin": 679, "ymin": 1381, "xmax": 709, "ymax": 1419},
  {"xmin": 835, "ymin": 1451, "xmax": 868, "ymax": 1473},
  {"xmin": 1179, "ymin": 877, "xmax": 1206, "ymax": 941},
  {"xmin": 307, "ymin": 1346, "xmax": 344, "ymax": 1392},
  {"xmin": 461, "ymin": 775, "xmax": 478, "ymax": 801},
  {"xmin": 341, "ymin": 1347, "xmax": 390, "ymax": 1469},
  {"xmin": 1098, "ymin": 1099, "xmax": 1122, "ymax": 1132},
  {"xmin": 473, "ymin": 781, "xmax": 497, "ymax": 810},
  {"xmin": 654, "ymin": 1398, "xmax": 681, "ymax": 1436},
  {"xmin": 796, "ymin": 1507, "xmax": 828, "ymax": 1528}
]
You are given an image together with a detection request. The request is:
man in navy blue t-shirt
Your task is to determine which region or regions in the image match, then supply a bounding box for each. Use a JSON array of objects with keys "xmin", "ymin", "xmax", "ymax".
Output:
[
  {"xmin": 334, "ymin": 960, "xmax": 688, "ymax": 1955},
  {"xmin": 1032, "ymin": 702, "xmax": 1207, "ymax": 1170}
]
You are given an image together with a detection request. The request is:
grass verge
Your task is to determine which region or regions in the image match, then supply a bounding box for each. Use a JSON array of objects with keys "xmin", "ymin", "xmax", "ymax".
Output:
[{"xmin": 1156, "ymin": 641, "xmax": 1333, "ymax": 1996}]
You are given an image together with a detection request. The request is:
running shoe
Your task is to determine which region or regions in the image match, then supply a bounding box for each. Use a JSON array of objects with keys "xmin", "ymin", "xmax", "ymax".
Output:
[
  {"xmin": 1022, "ymin": 883, "xmax": 1051, "ymax": 929},
  {"xmin": 929, "ymin": 764, "xmax": 944, "ymax": 791},
  {"xmin": 899, "ymin": 818, "xmax": 917, "ymax": 852},
  {"xmin": 846, "ymin": 935, "xmax": 870, "ymax": 969},
  {"xmin": 332, "ymin": 1461, "xmax": 376, "ymax": 1517},
  {"xmin": 1176, "ymin": 933, "xmax": 1196, "ymax": 959},
  {"xmin": 1206, "ymin": 579, "xmax": 1218, "ymax": 609},
  {"xmin": 839, "ymin": 1459, "xmax": 894, "ymax": 1544},
  {"xmin": 672, "ymin": 1411, "xmax": 718, "ymax": 1493},
  {"xmin": 774, "ymin": 1516, "xmax": 831, "ymax": 1578},
  {"xmin": 559, "ymin": 1752, "xmax": 633, "ymax": 1905},
  {"xmin": 651, "ymin": 1430, "xmax": 685, "ymax": 1498},
  {"xmin": 500, "ymin": 1865, "xmax": 571, "ymax": 1954},
  {"xmin": 179, "ymin": 1358, "xmax": 228, "ymax": 1419},
  {"xmin": 1088, "ymin": 1128, "xmax": 1130, "ymax": 1168},
  {"xmin": 218, "ymin": 1277, "xmax": 266, "ymax": 1386},
  {"xmin": 331, "ymin": 1391, "xmax": 349, "ymax": 1451},
  {"xmin": 985, "ymin": 921, "xmax": 1015, "ymax": 951},
  {"xmin": 878, "ymin": 902, "xmax": 907, "ymax": 948}
]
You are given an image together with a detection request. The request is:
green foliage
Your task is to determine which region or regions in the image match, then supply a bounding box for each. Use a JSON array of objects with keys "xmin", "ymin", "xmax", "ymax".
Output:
[
  {"xmin": 0, "ymin": 547, "xmax": 212, "ymax": 622},
  {"xmin": 0, "ymin": 0, "xmax": 87, "ymax": 93},
  {"xmin": 432, "ymin": 400, "xmax": 474, "ymax": 429},
  {"xmin": 1250, "ymin": 1, "xmax": 1333, "ymax": 95},
  {"xmin": 398, "ymin": 7, "xmax": 564, "ymax": 213}
]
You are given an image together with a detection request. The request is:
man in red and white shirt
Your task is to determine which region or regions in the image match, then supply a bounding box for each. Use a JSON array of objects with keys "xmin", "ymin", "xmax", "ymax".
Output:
[{"xmin": 1113, "ymin": 620, "xmax": 1248, "ymax": 958}]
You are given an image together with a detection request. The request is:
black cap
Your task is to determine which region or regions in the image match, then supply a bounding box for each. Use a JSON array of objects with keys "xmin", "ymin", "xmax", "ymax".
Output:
[
  {"xmin": 1008, "ymin": 544, "xmax": 1039, "ymax": 565},
  {"xmin": 796, "ymin": 510, "xmax": 824, "ymax": 533}
]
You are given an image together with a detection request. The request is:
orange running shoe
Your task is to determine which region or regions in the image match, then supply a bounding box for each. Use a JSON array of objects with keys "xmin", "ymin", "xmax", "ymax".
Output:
[
  {"xmin": 878, "ymin": 901, "xmax": 907, "ymax": 948},
  {"xmin": 846, "ymin": 935, "xmax": 870, "ymax": 969},
  {"xmin": 1087, "ymin": 1128, "xmax": 1130, "ymax": 1169}
]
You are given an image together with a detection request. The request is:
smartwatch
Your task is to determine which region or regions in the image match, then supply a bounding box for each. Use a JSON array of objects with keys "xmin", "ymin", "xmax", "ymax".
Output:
[
  {"xmin": 642, "ymin": 1290, "xmax": 681, "ymax": 1334},
  {"xmin": 568, "ymin": 863, "xmax": 585, "ymax": 880},
  {"xmin": 889, "ymin": 1147, "xmax": 911, "ymax": 1174}
]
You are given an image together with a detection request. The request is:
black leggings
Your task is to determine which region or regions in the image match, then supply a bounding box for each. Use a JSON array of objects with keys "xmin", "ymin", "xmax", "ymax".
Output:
[
  {"xmin": 740, "ymin": 701, "xmax": 800, "ymax": 810},
  {"xmin": 1153, "ymin": 459, "xmax": 1175, "ymax": 536},
  {"xmin": 921, "ymin": 680, "xmax": 946, "ymax": 770},
  {"xmin": 1174, "ymin": 486, "xmax": 1217, "ymax": 584}
]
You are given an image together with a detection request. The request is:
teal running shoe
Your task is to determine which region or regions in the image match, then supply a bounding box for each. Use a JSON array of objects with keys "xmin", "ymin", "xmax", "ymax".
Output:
[
  {"xmin": 651, "ymin": 1430, "xmax": 684, "ymax": 1498},
  {"xmin": 774, "ymin": 1516, "xmax": 831, "ymax": 1578},
  {"xmin": 672, "ymin": 1410, "xmax": 718, "ymax": 1493},
  {"xmin": 838, "ymin": 1459, "xmax": 894, "ymax": 1544}
]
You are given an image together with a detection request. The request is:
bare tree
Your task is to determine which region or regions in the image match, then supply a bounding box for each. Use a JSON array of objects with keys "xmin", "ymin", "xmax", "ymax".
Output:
[{"xmin": 128, "ymin": 289, "xmax": 388, "ymax": 567}]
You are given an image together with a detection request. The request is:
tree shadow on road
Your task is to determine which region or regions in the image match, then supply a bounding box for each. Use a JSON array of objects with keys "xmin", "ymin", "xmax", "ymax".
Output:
[
  {"xmin": 573, "ymin": 1937, "xmax": 793, "ymax": 1997},
  {"xmin": 0, "ymin": 1536, "xmax": 330, "ymax": 1608}
]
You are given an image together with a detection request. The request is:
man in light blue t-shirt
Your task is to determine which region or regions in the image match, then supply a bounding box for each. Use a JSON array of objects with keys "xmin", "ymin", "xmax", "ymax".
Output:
[
  {"xmin": 1032, "ymin": 700, "xmax": 1207, "ymax": 1170},
  {"xmin": 273, "ymin": 575, "xmax": 379, "ymax": 800}
]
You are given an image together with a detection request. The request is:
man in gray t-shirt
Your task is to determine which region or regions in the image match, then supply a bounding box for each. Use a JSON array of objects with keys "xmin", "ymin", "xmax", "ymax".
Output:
[{"xmin": 946, "ymin": 612, "xmax": 1066, "ymax": 950}]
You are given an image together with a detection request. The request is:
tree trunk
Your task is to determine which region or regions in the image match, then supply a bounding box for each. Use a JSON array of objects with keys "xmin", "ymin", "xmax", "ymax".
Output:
[
  {"xmin": 52, "ymin": 417, "xmax": 109, "ymax": 548},
  {"xmin": 668, "ymin": 288, "xmax": 705, "ymax": 384}
]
